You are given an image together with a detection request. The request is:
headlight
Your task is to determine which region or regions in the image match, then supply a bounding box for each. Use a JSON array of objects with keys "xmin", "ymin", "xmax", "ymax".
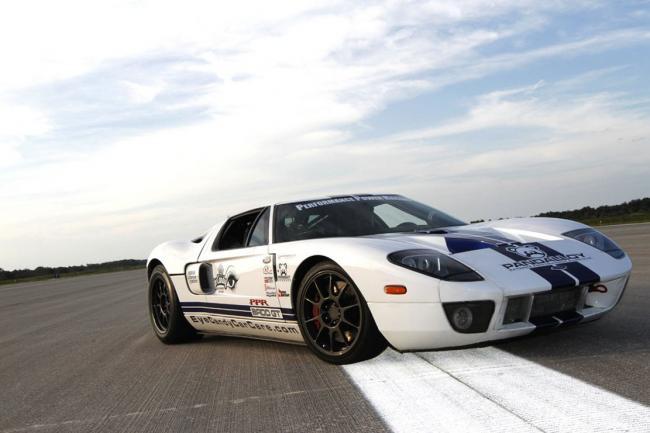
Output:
[
  {"xmin": 387, "ymin": 249, "xmax": 483, "ymax": 281},
  {"xmin": 563, "ymin": 228, "xmax": 625, "ymax": 259}
]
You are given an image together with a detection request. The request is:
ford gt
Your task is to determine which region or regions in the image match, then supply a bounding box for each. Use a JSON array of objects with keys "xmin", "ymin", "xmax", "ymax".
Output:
[{"xmin": 146, "ymin": 194, "xmax": 631, "ymax": 364}]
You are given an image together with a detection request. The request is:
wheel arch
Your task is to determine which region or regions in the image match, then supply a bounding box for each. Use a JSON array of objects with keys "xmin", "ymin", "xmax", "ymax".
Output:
[
  {"xmin": 289, "ymin": 253, "xmax": 388, "ymax": 363},
  {"xmin": 291, "ymin": 255, "xmax": 338, "ymax": 311},
  {"xmin": 147, "ymin": 259, "xmax": 164, "ymax": 280}
]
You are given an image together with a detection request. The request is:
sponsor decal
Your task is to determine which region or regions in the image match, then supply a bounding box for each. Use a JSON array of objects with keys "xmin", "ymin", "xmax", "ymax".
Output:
[
  {"xmin": 264, "ymin": 276, "xmax": 276, "ymax": 297},
  {"xmin": 277, "ymin": 289, "xmax": 290, "ymax": 297},
  {"xmin": 214, "ymin": 264, "xmax": 238, "ymax": 290},
  {"xmin": 263, "ymin": 265, "xmax": 273, "ymax": 275},
  {"xmin": 250, "ymin": 298, "xmax": 269, "ymax": 306},
  {"xmin": 294, "ymin": 195, "xmax": 408, "ymax": 211},
  {"xmin": 262, "ymin": 256, "xmax": 272, "ymax": 264},
  {"xmin": 188, "ymin": 315, "xmax": 298, "ymax": 334},
  {"xmin": 501, "ymin": 252, "xmax": 588, "ymax": 271},
  {"xmin": 277, "ymin": 263, "xmax": 291, "ymax": 280},
  {"xmin": 250, "ymin": 307, "xmax": 283, "ymax": 319},
  {"xmin": 505, "ymin": 244, "xmax": 547, "ymax": 259},
  {"xmin": 495, "ymin": 242, "xmax": 591, "ymax": 273},
  {"xmin": 187, "ymin": 270, "xmax": 198, "ymax": 284}
]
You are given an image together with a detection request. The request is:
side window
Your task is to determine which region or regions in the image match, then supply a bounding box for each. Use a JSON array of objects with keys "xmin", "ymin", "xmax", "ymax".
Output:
[
  {"xmin": 216, "ymin": 210, "xmax": 261, "ymax": 250},
  {"xmin": 247, "ymin": 208, "xmax": 270, "ymax": 247}
]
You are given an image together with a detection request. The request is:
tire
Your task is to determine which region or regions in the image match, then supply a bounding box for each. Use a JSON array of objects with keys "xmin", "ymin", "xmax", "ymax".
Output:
[
  {"xmin": 148, "ymin": 265, "xmax": 200, "ymax": 344},
  {"xmin": 296, "ymin": 261, "xmax": 387, "ymax": 364}
]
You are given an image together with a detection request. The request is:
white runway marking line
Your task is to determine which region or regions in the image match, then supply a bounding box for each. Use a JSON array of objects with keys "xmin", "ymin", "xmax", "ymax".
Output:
[{"xmin": 343, "ymin": 347, "xmax": 650, "ymax": 433}]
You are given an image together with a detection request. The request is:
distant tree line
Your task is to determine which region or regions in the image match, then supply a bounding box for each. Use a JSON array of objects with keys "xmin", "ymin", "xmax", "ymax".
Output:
[
  {"xmin": 0, "ymin": 259, "xmax": 145, "ymax": 282},
  {"xmin": 469, "ymin": 197, "xmax": 650, "ymax": 225},
  {"xmin": 537, "ymin": 197, "xmax": 650, "ymax": 222}
]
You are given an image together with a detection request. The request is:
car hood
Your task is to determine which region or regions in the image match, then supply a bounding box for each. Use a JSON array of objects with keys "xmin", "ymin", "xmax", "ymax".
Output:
[{"xmin": 365, "ymin": 218, "xmax": 631, "ymax": 295}]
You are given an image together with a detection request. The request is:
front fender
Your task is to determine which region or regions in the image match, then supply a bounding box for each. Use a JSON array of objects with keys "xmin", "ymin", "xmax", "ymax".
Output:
[{"xmin": 271, "ymin": 238, "xmax": 442, "ymax": 306}]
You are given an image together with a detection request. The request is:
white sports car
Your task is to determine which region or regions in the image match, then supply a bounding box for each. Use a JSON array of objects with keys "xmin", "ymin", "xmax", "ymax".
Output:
[{"xmin": 147, "ymin": 194, "xmax": 632, "ymax": 364}]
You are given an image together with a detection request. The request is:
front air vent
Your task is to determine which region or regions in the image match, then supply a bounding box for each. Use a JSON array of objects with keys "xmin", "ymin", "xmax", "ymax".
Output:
[{"xmin": 504, "ymin": 296, "xmax": 530, "ymax": 325}]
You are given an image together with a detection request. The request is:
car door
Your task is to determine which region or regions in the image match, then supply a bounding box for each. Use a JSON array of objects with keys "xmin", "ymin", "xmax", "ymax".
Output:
[{"xmin": 196, "ymin": 207, "xmax": 284, "ymax": 325}]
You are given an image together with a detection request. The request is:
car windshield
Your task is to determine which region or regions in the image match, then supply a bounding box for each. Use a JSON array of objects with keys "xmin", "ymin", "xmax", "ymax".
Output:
[{"xmin": 273, "ymin": 195, "xmax": 465, "ymax": 243}]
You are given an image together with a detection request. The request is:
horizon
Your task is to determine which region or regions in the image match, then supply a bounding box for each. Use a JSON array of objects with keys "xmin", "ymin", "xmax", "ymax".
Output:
[
  {"xmin": 1, "ymin": 1, "xmax": 650, "ymax": 269},
  {"xmin": 2, "ymin": 194, "xmax": 647, "ymax": 272}
]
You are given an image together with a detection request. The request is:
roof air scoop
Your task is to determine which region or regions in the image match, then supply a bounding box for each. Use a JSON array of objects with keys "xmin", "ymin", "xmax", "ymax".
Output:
[{"xmin": 417, "ymin": 229, "xmax": 449, "ymax": 235}]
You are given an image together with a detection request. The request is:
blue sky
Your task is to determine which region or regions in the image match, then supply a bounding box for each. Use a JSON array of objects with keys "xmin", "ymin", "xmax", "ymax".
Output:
[{"xmin": 1, "ymin": 0, "xmax": 649, "ymax": 269}]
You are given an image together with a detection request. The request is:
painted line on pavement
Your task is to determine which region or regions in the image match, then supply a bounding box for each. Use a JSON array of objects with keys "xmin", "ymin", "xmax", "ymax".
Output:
[{"xmin": 343, "ymin": 347, "xmax": 650, "ymax": 433}]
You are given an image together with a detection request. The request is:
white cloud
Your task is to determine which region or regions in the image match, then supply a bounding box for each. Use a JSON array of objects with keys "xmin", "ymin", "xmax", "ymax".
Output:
[
  {"xmin": 0, "ymin": 143, "xmax": 22, "ymax": 168},
  {"xmin": 0, "ymin": 0, "xmax": 332, "ymax": 92},
  {"xmin": 0, "ymin": 105, "xmax": 51, "ymax": 138},
  {"xmin": 0, "ymin": 104, "xmax": 51, "ymax": 168},
  {"xmin": 120, "ymin": 81, "xmax": 164, "ymax": 104}
]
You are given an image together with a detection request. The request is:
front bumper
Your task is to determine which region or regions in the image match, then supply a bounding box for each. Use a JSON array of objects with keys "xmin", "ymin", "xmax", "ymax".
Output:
[{"xmin": 368, "ymin": 273, "xmax": 630, "ymax": 352}]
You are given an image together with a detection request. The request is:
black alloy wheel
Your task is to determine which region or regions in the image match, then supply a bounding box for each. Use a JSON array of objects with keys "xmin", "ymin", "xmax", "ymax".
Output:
[
  {"xmin": 150, "ymin": 275, "xmax": 171, "ymax": 333},
  {"xmin": 148, "ymin": 265, "xmax": 200, "ymax": 344},
  {"xmin": 297, "ymin": 261, "xmax": 386, "ymax": 364}
]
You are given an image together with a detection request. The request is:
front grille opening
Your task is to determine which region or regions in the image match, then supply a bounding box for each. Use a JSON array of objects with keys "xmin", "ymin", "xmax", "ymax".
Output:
[
  {"xmin": 504, "ymin": 296, "xmax": 529, "ymax": 324},
  {"xmin": 530, "ymin": 287, "xmax": 581, "ymax": 319}
]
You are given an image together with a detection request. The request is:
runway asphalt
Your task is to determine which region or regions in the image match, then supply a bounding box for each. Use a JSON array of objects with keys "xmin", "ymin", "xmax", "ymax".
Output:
[{"xmin": 1, "ymin": 223, "xmax": 648, "ymax": 432}]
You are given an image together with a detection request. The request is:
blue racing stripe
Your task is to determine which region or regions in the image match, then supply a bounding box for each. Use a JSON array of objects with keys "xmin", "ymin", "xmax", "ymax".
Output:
[
  {"xmin": 492, "ymin": 242, "xmax": 601, "ymax": 290},
  {"xmin": 562, "ymin": 262, "xmax": 600, "ymax": 285},
  {"xmin": 182, "ymin": 307, "xmax": 253, "ymax": 318},
  {"xmin": 445, "ymin": 238, "xmax": 494, "ymax": 254},
  {"xmin": 530, "ymin": 266, "xmax": 577, "ymax": 289},
  {"xmin": 181, "ymin": 301, "xmax": 249, "ymax": 310}
]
